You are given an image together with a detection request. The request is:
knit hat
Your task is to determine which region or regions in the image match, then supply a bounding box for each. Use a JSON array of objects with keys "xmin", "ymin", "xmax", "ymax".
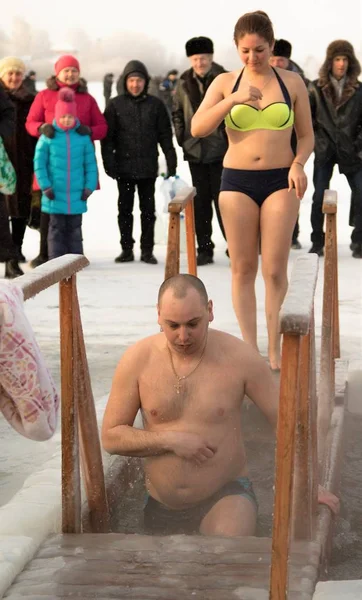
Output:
[
  {"xmin": 54, "ymin": 55, "xmax": 80, "ymax": 77},
  {"xmin": 55, "ymin": 88, "xmax": 77, "ymax": 126},
  {"xmin": 185, "ymin": 37, "xmax": 214, "ymax": 57},
  {"xmin": 0, "ymin": 56, "xmax": 26, "ymax": 79},
  {"xmin": 126, "ymin": 71, "xmax": 146, "ymax": 80},
  {"xmin": 326, "ymin": 40, "xmax": 356, "ymax": 62},
  {"xmin": 273, "ymin": 39, "xmax": 292, "ymax": 59}
]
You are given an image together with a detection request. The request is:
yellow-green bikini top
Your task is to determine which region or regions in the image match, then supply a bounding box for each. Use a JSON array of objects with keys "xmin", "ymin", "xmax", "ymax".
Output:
[{"xmin": 225, "ymin": 67, "xmax": 294, "ymax": 132}]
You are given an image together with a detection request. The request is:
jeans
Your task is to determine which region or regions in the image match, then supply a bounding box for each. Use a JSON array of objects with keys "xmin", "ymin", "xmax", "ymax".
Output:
[
  {"xmin": 117, "ymin": 178, "xmax": 156, "ymax": 251},
  {"xmin": 188, "ymin": 161, "xmax": 226, "ymax": 256},
  {"xmin": 48, "ymin": 214, "xmax": 83, "ymax": 259},
  {"xmin": 311, "ymin": 157, "xmax": 362, "ymax": 244}
]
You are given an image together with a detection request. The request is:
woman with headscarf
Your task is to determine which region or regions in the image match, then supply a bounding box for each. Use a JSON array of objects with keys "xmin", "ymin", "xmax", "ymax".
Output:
[
  {"xmin": 26, "ymin": 54, "xmax": 107, "ymax": 267},
  {"xmin": 0, "ymin": 56, "xmax": 37, "ymax": 278}
]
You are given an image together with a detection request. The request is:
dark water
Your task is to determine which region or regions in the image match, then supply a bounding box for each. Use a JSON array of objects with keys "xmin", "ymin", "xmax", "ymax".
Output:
[{"xmin": 113, "ymin": 405, "xmax": 362, "ymax": 581}]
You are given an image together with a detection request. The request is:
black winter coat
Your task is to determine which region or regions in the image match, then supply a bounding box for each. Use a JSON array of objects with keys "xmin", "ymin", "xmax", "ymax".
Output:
[
  {"xmin": 172, "ymin": 62, "xmax": 228, "ymax": 164},
  {"xmin": 102, "ymin": 60, "xmax": 177, "ymax": 180},
  {"xmin": 309, "ymin": 77, "xmax": 362, "ymax": 174},
  {"xmin": 0, "ymin": 82, "xmax": 36, "ymax": 217}
]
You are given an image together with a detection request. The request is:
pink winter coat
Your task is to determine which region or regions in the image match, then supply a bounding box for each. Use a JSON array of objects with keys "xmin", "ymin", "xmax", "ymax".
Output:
[
  {"xmin": 26, "ymin": 76, "xmax": 107, "ymax": 141},
  {"xmin": 26, "ymin": 76, "xmax": 107, "ymax": 189}
]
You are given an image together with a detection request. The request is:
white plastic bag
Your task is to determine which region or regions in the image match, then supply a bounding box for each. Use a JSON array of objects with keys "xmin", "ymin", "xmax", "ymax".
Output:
[
  {"xmin": 155, "ymin": 176, "xmax": 190, "ymax": 251},
  {"xmin": 159, "ymin": 175, "xmax": 190, "ymax": 213}
]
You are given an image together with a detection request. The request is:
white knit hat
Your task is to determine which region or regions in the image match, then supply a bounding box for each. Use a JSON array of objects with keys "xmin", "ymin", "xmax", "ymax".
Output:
[{"xmin": 0, "ymin": 57, "xmax": 26, "ymax": 79}]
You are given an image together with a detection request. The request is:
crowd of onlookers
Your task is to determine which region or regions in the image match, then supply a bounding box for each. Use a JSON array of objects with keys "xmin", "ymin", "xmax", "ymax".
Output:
[{"xmin": 0, "ymin": 32, "xmax": 361, "ymax": 280}]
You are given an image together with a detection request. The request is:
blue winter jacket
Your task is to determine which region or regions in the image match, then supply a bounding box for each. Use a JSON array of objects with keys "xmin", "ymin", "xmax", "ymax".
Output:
[{"xmin": 34, "ymin": 120, "xmax": 98, "ymax": 215}]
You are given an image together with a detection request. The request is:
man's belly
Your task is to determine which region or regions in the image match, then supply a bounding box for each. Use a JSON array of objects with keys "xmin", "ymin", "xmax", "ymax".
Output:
[{"xmin": 144, "ymin": 427, "xmax": 247, "ymax": 509}]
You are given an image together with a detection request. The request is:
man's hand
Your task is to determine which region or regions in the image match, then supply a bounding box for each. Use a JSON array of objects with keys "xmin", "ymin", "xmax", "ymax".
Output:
[
  {"xmin": 76, "ymin": 124, "xmax": 92, "ymax": 136},
  {"xmin": 166, "ymin": 431, "xmax": 216, "ymax": 466},
  {"xmin": 39, "ymin": 124, "xmax": 55, "ymax": 138},
  {"xmin": 318, "ymin": 485, "xmax": 340, "ymax": 515},
  {"xmin": 43, "ymin": 188, "xmax": 55, "ymax": 200}
]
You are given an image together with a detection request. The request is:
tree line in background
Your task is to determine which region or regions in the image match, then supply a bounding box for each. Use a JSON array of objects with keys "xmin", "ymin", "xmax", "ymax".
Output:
[{"xmin": 1, "ymin": 17, "xmax": 361, "ymax": 81}]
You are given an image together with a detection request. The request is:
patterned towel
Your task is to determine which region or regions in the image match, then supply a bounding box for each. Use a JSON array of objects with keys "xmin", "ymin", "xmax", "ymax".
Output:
[{"xmin": 0, "ymin": 282, "xmax": 59, "ymax": 441}]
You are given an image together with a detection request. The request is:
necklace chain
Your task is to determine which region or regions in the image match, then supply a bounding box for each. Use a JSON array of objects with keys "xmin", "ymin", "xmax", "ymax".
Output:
[
  {"xmin": 167, "ymin": 338, "xmax": 208, "ymax": 394},
  {"xmin": 247, "ymin": 70, "xmax": 274, "ymax": 92}
]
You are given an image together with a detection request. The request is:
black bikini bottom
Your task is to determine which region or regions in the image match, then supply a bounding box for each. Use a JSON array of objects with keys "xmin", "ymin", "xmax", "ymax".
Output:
[{"xmin": 220, "ymin": 167, "xmax": 290, "ymax": 207}]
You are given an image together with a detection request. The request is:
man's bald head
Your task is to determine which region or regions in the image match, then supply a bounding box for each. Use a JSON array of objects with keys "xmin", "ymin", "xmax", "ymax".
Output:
[{"xmin": 158, "ymin": 274, "xmax": 209, "ymax": 308}]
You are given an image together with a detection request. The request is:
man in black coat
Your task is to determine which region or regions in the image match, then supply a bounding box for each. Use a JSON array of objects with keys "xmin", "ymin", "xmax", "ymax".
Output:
[
  {"xmin": 309, "ymin": 40, "xmax": 362, "ymax": 258},
  {"xmin": 101, "ymin": 60, "xmax": 177, "ymax": 264},
  {"xmin": 172, "ymin": 37, "xmax": 227, "ymax": 266}
]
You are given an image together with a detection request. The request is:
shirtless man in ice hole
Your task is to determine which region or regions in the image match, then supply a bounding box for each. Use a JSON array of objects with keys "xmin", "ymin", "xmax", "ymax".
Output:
[{"xmin": 102, "ymin": 274, "xmax": 339, "ymax": 536}]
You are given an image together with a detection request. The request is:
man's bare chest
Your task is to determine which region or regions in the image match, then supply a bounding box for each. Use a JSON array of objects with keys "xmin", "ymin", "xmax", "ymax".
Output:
[{"xmin": 139, "ymin": 366, "xmax": 244, "ymax": 426}]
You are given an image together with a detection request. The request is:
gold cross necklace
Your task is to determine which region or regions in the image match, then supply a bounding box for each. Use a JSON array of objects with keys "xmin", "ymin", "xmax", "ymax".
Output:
[{"xmin": 167, "ymin": 337, "xmax": 208, "ymax": 394}]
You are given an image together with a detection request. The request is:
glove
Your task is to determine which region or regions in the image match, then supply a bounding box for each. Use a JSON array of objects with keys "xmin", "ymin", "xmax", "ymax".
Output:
[
  {"xmin": 43, "ymin": 188, "xmax": 55, "ymax": 200},
  {"xmin": 39, "ymin": 124, "xmax": 55, "ymax": 139},
  {"xmin": 76, "ymin": 124, "xmax": 92, "ymax": 136},
  {"xmin": 82, "ymin": 188, "xmax": 92, "ymax": 201}
]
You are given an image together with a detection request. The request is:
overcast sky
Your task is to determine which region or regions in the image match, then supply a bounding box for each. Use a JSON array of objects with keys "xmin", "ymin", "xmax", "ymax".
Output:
[{"xmin": 3, "ymin": 0, "xmax": 362, "ymax": 67}]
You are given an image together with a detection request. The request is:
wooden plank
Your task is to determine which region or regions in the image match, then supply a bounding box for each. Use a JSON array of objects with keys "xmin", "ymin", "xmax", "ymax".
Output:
[
  {"xmin": 14, "ymin": 254, "xmax": 89, "ymax": 301},
  {"xmin": 168, "ymin": 186, "xmax": 195, "ymax": 212},
  {"xmin": 59, "ymin": 277, "xmax": 81, "ymax": 533},
  {"xmin": 280, "ymin": 255, "xmax": 319, "ymax": 336},
  {"xmin": 318, "ymin": 211, "xmax": 335, "ymax": 468},
  {"xmin": 293, "ymin": 330, "xmax": 312, "ymax": 539},
  {"xmin": 73, "ymin": 286, "xmax": 110, "ymax": 533},
  {"xmin": 270, "ymin": 334, "xmax": 301, "ymax": 600},
  {"xmin": 331, "ymin": 214, "xmax": 340, "ymax": 359},
  {"xmin": 164, "ymin": 213, "xmax": 180, "ymax": 280},
  {"xmin": 185, "ymin": 199, "xmax": 197, "ymax": 276}
]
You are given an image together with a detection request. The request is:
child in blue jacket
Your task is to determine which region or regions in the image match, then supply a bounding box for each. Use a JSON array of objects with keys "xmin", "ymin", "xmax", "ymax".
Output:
[{"xmin": 33, "ymin": 87, "xmax": 98, "ymax": 259}]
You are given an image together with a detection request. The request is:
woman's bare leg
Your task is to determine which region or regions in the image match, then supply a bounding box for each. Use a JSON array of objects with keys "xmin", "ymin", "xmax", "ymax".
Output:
[
  {"xmin": 219, "ymin": 191, "xmax": 260, "ymax": 350},
  {"xmin": 260, "ymin": 189, "xmax": 300, "ymax": 369}
]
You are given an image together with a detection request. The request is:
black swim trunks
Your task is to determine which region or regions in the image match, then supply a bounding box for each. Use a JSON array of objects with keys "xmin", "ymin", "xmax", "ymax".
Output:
[
  {"xmin": 220, "ymin": 167, "xmax": 290, "ymax": 207},
  {"xmin": 143, "ymin": 476, "xmax": 258, "ymax": 535}
]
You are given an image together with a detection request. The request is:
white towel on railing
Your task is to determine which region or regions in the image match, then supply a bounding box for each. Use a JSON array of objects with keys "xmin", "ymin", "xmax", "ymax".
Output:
[{"xmin": 0, "ymin": 282, "xmax": 59, "ymax": 441}]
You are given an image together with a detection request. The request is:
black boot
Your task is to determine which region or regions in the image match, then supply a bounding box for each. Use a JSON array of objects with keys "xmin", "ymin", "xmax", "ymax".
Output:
[
  {"xmin": 197, "ymin": 252, "xmax": 214, "ymax": 266},
  {"xmin": 115, "ymin": 249, "xmax": 134, "ymax": 263},
  {"xmin": 30, "ymin": 212, "xmax": 49, "ymax": 268},
  {"xmin": 352, "ymin": 243, "xmax": 362, "ymax": 258},
  {"xmin": 140, "ymin": 251, "xmax": 158, "ymax": 264},
  {"xmin": 308, "ymin": 243, "xmax": 324, "ymax": 257},
  {"xmin": 5, "ymin": 259, "xmax": 24, "ymax": 279}
]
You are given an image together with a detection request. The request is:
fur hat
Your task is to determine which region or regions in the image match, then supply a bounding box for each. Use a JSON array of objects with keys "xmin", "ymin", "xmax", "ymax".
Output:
[
  {"xmin": 54, "ymin": 54, "xmax": 80, "ymax": 77},
  {"xmin": 55, "ymin": 87, "xmax": 77, "ymax": 123},
  {"xmin": 185, "ymin": 37, "xmax": 214, "ymax": 57},
  {"xmin": 326, "ymin": 40, "xmax": 356, "ymax": 62},
  {"xmin": 273, "ymin": 39, "xmax": 292, "ymax": 59},
  {"xmin": 0, "ymin": 56, "xmax": 26, "ymax": 79}
]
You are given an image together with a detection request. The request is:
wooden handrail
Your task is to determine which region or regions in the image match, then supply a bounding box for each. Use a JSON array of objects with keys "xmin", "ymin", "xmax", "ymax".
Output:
[
  {"xmin": 165, "ymin": 186, "xmax": 197, "ymax": 280},
  {"xmin": 270, "ymin": 254, "xmax": 319, "ymax": 600},
  {"xmin": 318, "ymin": 190, "xmax": 339, "ymax": 468},
  {"xmin": 15, "ymin": 254, "xmax": 109, "ymax": 533}
]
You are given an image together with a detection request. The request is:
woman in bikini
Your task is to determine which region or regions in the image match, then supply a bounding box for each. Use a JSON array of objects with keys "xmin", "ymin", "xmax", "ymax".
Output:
[{"xmin": 191, "ymin": 11, "xmax": 314, "ymax": 370}]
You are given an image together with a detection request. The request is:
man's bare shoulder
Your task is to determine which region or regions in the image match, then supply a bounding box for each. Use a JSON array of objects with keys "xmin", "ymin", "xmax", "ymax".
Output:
[
  {"xmin": 209, "ymin": 329, "xmax": 264, "ymax": 363},
  {"xmin": 116, "ymin": 333, "xmax": 163, "ymax": 367}
]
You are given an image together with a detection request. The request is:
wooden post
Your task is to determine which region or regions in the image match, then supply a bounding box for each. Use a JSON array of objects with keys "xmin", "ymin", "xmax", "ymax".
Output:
[
  {"xmin": 269, "ymin": 254, "xmax": 319, "ymax": 600},
  {"xmin": 270, "ymin": 334, "xmax": 300, "ymax": 600},
  {"xmin": 319, "ymin": 191, "xmax": 337, "ymax": 468},
  {"xmin": 165, "ymin": 211, "xmax": 180, "ymax": 280},
  {"xmin": 73, "ymin": 288, "xmax": 110, "ymax": 533},
  {"xmin": 331, "ymin": 213, "xmax": 340, "ymax": 359},
  {"xmin": 292, "ymin": 329, "xmax": 312, "ymax": 540},
  {"xmin": 309, "ymin": 312, "xmax": 319, "ymax": 538},
  {"xmin": 164, "ymin": 187, "xmax": 196, "ymax": 281},
  {"xmin": 59, "ymin": 276, "xmax": 81, "ymax": 533},
  {"xmin": 185, "ymin": 198, "xmax": 197, "ymax": 276}
]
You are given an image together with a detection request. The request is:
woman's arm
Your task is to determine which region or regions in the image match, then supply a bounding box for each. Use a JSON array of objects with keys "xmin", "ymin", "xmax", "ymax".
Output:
[
  {"xmin": 25, "ymin": 93, "xmax": 46, "ymax": 137},
  {"xmin": 191, "ymin": 72, "xmax": 263, "ymax": 138},
  {"xmin": 292, "ymin": 75, "xmax": 315, "ymax": 166},
  {"xmin": 288, "ymin": 75, "xmax": 315, "ymax": 199},
  {"xmin": 191, "ymin": 74, "xmax": 236, "ymax": 138}
]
